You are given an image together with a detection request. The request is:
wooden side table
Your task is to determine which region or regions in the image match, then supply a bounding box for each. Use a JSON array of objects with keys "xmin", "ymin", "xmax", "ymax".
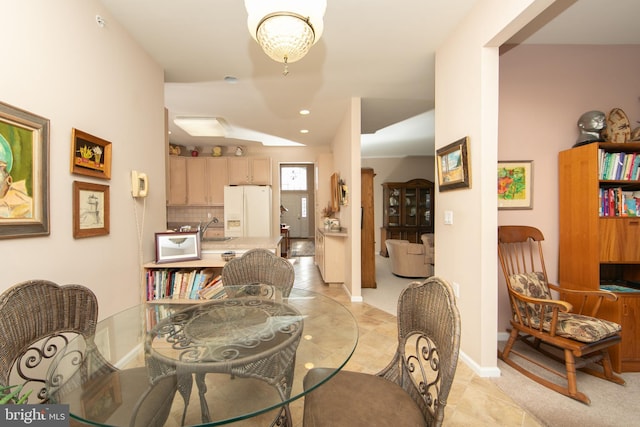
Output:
[{"xmin": 280, "ymin": 225, "xmax": 290, "ymax": 258}]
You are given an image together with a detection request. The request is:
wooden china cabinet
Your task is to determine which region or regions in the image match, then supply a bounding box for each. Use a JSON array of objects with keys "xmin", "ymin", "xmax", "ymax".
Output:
[{"xmin": 380, "ymin": 178, "xmax": 434, "ymax": 257}]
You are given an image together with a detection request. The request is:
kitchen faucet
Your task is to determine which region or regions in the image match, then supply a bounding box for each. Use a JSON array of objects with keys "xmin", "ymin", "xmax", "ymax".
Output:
[{"xmin": 198, "ymin": 216, "xmax": 219, "ymax": 240}]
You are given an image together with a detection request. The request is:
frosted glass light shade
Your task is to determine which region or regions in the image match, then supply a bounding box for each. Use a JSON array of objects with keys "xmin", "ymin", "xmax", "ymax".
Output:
[{"xmin": 245, "ymin": 0, "xmax": 326, "ymax": 64}]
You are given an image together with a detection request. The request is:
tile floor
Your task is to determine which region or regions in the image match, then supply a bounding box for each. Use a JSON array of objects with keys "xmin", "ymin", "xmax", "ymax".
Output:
[{"xmin": 289, "ymin": 256, "xmax": 543, "ymax": 427}]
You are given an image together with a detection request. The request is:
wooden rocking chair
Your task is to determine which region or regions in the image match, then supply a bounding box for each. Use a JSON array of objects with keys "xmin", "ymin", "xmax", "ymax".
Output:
[{"xmin": 497, "ymin": 225, "xmax": 625, "ymax": 404}]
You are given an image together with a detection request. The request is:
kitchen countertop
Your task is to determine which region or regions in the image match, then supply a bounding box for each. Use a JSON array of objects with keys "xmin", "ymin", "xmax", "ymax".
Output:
[
  {"xmin": 201, "ymin": 235, "xmax": 282, "ymax": 253},
  {"xmin": 317, "ymin": 227, "xmax": 348, "ymax": 237}
]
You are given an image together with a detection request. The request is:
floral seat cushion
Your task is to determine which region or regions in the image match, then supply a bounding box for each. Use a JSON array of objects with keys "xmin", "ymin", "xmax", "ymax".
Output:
[{"xmin": 508, "ymin": 272, "xmax": 621, "ymax": 343}]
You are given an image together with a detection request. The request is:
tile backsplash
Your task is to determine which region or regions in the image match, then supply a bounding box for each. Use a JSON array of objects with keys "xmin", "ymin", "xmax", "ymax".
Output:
[{"xmin": 166, "ymin": 206, "xmax": 224, "ymax": 237}]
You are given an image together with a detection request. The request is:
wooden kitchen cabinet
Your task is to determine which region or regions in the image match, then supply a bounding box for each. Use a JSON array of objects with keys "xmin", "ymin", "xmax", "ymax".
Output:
[
  {"xmin": 228, "ymin": 157, "xmax": 272, "ymax": 185},
  {"xmin": 167, "ymin": 156, "xmax": 187, "ymax": 205},
  {"xmin": 187, "ymin": 157, "xmax": 228, "ymax": 205},
  {"xmin": 315, "ymin": 228, "xmax": 346, "ymax": 283}
]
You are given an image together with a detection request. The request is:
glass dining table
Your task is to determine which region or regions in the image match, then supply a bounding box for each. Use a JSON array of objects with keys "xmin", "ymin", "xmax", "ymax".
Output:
[{"xmin": 46, "ymin": 286, "xmax": 358, "ymax": 427}]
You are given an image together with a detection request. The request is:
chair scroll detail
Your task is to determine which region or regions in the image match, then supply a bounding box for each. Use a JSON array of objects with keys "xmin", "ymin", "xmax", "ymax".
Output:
[
  {"xmin": 302, "ymin": 276, "xmax": 460, "ymax": 427},
  {"xmin": 497, "ymin": 225, "xmax": 625, "ymax": 405}
]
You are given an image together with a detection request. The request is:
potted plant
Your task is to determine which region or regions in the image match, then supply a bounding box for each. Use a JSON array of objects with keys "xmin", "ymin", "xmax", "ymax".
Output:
[{"xmin": 0, "ymin": 384, "xmax": 31, "ymax": 404}]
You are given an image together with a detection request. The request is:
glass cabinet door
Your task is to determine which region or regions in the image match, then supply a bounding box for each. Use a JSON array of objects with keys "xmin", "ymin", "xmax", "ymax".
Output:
[
  {"xmin": 419, "ymin": 189, "xmax": 432, "ymax": 227},
  {"xmin": 404, "ymin": 188, "xmax": 418, "ymax": 226},
  {"xmin": 387, "ymin": 188, "xmax": 401, "ymax": 226}
]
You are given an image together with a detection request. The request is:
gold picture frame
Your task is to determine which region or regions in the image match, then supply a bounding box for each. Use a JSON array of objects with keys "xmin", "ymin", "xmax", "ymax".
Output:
[
  {"xmin": 0, "ymin": 101, "xmax": 50, "ymax": 239},
  {"xmin": 73, "ymin": 181, "xmax": 110, "ymax": 238},
  {"xmin": 436, "ymin": 137, "xmax": 470, "ymax": 191},
  {"xmin": 330, "ymin": 172, "xmax": 341, "ymax": 212},
  {"xmin": 71, "ymin": 128, "xmax": 112, "ymax": 180}
]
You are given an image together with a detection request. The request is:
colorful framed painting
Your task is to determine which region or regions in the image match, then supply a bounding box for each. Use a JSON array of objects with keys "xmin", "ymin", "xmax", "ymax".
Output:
[
  {"xmin": 498, "ymin": 160, "xmax": 533, "ymax": 210},
  {"xmin": 436, "ymin": 137, "xmax": 470, "ymax": 191},
  {"xmin": 0, "ymin": 101, "xmax": 50, "ymax": 239},
  {"xmin": 73, "ymin": 181, "xmax": 110, "ymax": 238},
  {"xmin": 71, "ymin": 128, "xmax": 112, "ymax": 180}
]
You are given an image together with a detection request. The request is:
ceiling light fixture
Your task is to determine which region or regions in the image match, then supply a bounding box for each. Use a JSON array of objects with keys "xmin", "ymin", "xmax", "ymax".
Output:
[
  {"xmin": 244, "ymin": 0, "xmax": 326, "ymax": 75},
  {"xmin": 173, "ymin": 117, "xmax": 228, "ymax": 137}
]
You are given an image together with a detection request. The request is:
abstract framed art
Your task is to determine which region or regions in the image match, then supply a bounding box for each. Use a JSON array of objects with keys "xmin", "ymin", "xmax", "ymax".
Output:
[
  {"xmin": 498, "ymin": 160, "xmax": 533, "ymax": 210},
  {"xmin": 0, "ymin": 101, "xmax": 50, "ymax": 239}
]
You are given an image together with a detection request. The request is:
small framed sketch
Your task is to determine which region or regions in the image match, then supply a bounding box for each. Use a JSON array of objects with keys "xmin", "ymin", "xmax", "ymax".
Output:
[
  {"xmin": 70, "ymin": 128, "xmax": 112, "ymax": 180},
  {"xmin": 436, "ymin": 137, "xmax": 470, "ymax": 191},
  {"xmin": 155, "ymin": 231, "xmax": 201, "ymax": 263},
  {"xmin": 498, "ymin": 160, "xmax": 533, "ymax": 210},
  {"xmin": 73, "ymin": 181, "xmax": 110, "ymax": 238}
]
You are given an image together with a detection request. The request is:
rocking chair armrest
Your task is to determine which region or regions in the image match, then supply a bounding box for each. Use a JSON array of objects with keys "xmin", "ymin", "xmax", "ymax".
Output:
[
  {"xmin": 548, "ymin": 283, "xmax": 618, "ymax": 302},
  {"xmin": 509, "ymin": 290, "xmax": 573, "ymax": 312}
]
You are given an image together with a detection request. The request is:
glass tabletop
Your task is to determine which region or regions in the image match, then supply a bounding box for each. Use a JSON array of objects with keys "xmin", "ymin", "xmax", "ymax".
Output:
[{"xmin": 46, "ymin": 286, "xmax": 358, "ymax": 427}]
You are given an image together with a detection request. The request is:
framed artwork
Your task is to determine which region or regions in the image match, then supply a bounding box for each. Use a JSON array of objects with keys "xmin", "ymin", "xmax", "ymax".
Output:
[
  {"xmin": 71, "ymin": 128, "xmax": 112, "ymax": 180},
  {"xmin": 155, "ymin": 231, "xmax": 201, "ymax": 263},
  {"xmin": 0, "ymin": 101, "xmax": 50, "ymax": 239},
  {"xmin": 498, "ymin": 160, "xmax": 533, "ymax": 210},
  {"xmin": 330, "ymin": 172, "xmax": 341, "ymax": 212},
  {"xmin": 73, "ymin": 181, "xmax": 110, "ymax": 238},
  {"xmin": 436, "ymin": 137, "xmax": 470, "ymax": 191}
]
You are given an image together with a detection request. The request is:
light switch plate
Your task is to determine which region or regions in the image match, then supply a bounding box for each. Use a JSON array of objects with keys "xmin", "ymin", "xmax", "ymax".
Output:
[{"xmin": 444, "ymin": 210, "xmax": 454, "ymax": 225}]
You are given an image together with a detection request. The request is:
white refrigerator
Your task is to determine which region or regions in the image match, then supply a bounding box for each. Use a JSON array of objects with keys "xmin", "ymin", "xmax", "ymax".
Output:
[{"xmin": 224, "ymin": 185, "xmax": 272, "ymax": 237}]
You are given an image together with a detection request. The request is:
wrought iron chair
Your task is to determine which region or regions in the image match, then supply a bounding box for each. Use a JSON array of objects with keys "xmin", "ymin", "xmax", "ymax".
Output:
[
  {"xmin": 0, "ymin": 280, "xmax": 178, "ymax": 426},
  {"xmin": 302, "ymin": 276, "xmax": 461, "ymax": 427},
  {"xmin": 497, "ymin": 225, "xmax": 625, "ymax": 404},
  {"xmin": 222, "ymin": 248, "xmax": 295, "ymax": 298}
]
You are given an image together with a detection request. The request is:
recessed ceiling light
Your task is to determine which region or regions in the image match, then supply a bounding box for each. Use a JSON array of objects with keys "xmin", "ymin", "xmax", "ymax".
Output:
[
  {"xmin": 300, "ymin": 129, "xmax": 309, "ymax": 134},
  {"xmin": 299, "ymin": 109, "xmax": 310, "ymax": 115},
  {"xmin": 173, "ymin": 117, "xmax": 228, "ymax": 137}
]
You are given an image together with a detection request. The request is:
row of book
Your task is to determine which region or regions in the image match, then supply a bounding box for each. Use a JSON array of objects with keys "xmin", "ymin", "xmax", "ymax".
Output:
[
  {"xmin": 598, "ymin": 150, "xmax": 640, "ymax": 181},
  {"xmin": 145, "ymin": 268, "xmax": 228, "ymax": 301},
  {"xmin": 599, "ymin": 187, "xmax": 640, "ymax": 217}
]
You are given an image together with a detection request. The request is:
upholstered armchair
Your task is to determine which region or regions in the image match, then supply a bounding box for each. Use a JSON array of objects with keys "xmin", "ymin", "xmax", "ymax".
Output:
[{"xmin": 385, "ymin": 233, "xmax": 434, "ymax": 278}]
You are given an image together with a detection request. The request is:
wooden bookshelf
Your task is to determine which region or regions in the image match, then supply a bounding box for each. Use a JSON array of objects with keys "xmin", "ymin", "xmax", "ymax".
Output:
[{"xmin": 559, "ymin": 142, "xmax": 640, "ymax": 372}]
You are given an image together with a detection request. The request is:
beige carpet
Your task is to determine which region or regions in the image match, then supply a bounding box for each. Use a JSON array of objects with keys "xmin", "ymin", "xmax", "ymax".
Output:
[
  {"xmin": 492, "ymin": 339, "xmax": 639, "ymax": 427},
  {"xmin": 361, "ymin": 255, "xmax": 424, "ymax": 316}
]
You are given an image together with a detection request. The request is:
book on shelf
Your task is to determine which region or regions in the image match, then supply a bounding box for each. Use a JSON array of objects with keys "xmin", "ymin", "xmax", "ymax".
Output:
[
  {"xmin": 599, "ymin": 187, "xmax": 640, "ymax": 217},
  {"xmin": 198, "ymin": 275, "xmax": 227, "ymax": 300},
  {"xmin": 145, "ymin": 267, "xmax": 222, "ymax": 301}
]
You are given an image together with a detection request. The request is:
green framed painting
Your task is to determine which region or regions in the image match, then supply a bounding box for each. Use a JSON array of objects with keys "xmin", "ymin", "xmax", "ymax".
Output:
[
  {"xmin": 0, "ymin": 101, "xmax": 50, "ymax": 238},
  {"xmin": 498, "ymin": 160, "xmax": 533, "ymax": 210}
]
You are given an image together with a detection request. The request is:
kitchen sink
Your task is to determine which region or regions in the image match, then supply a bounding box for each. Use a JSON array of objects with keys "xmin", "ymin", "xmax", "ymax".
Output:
[{"xmin": 202, "ymin": 237, "xmax": 234, "ymax": 242}]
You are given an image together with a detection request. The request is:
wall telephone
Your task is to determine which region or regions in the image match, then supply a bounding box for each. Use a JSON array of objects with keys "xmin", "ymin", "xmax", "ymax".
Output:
[{"xmin": 131, "ymin": 170, "xmax": 148, "ymax": 197}]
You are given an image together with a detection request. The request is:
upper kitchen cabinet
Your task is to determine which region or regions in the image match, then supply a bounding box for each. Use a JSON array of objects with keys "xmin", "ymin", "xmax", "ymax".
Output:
[
  {"xmin": 167, "ymin": 156, "xmax": 187, "ymax": 205},
  {"xmin": 187, "ymin": 157, "xmax": 228, "ymax": 205},
  {"xmin": 228, "ymin": 157, "xmax": 272, "ymax": 185}
]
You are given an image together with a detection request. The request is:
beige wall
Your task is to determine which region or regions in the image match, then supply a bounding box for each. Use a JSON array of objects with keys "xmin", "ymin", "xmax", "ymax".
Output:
[
  {"xmin": 435, "ymin": 0, "xmax": 555, "ymax": 375},
  {"xmin": 0, "ymin": 1, "xmax": 166, "ymax": 318},
  {"xmin": 330, "ymin": 98, "xmax": 361, "ymax": 299},
  {"xmin": 498, "ymin": 44, "xmax": 640, "ymax": 333},
  {"xmin": 361, "ymin": 156, "xmax": 435, "ymax": 254}
]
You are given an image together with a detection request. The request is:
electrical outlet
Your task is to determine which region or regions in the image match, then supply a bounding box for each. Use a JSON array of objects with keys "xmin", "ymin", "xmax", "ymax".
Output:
[{"xmin": 453, "ymin": 281, "xmax": 460, "ymax": 298}]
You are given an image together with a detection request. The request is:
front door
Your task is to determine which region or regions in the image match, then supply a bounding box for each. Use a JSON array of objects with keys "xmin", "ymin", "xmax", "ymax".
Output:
[{"xmin": 280, "ymin": 193, "xmax": 310, "ymax": 238}]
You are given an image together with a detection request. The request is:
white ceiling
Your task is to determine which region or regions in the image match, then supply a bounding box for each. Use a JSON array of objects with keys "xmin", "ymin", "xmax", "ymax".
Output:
[{"xmin": 98, "ymin": 0, "xmax": 640, "ymax": 158}]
